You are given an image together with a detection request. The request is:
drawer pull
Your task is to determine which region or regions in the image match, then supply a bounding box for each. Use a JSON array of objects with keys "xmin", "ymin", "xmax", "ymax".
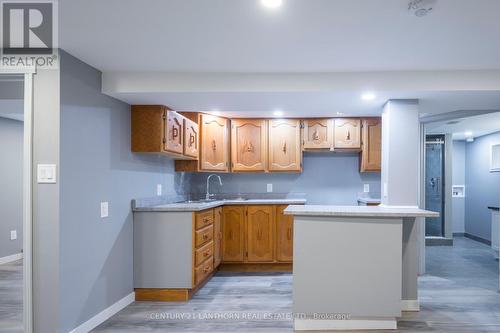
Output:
[
  {"xmin": 203, "ymin": 234, "xmax": 209, "ymax": 240},
  {"xmin": 204, "ymin": 251, "xmax": 210, "ymax": 257},
  {"xmin": 203, "ymin": 266, "xmax": 210, "ymax": 273}
]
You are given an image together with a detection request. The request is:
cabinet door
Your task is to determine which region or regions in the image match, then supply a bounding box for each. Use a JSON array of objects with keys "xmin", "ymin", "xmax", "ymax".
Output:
[
  {"xmin": 231, "ymin": 119, "xmax": 267, "ymax": 172},
  {"xmin": 200, "ymin": 114, "xmax": 229, "ymax": 171},
  {"xmin": 247, "ymin": 205, "xmax": 274, "ymax": 262},
  {"xmin": 213, "ymin": 207, "xmax": 223, "ymax": 268},
  {"xmin": 164, "ymin": 111, "xmax": 184, "ymax": 154},
  {"xmin": 268, "ymin": 119, "xmax": 302, "ymax": 172},
  {"xmin": 183, "ymin": 117, "xmax": 199, "ymax": 158},
  {"xmin": 276, "ymin": 205, "xmax": 293, "ymax": 262},
  {"xmin": 334, "ymin": 118, "xmax": 361, "ymax": 149},
  {"xmin": 302, "ymin": 119, "xmax": 333, "ymax": 149},
  {"xmin": 360, "ymin": 118, "xmax": 382, "ymax": 172},
  {"xmin": 222, "ymin": 206, "xmax": 245, "ymax": 262}
]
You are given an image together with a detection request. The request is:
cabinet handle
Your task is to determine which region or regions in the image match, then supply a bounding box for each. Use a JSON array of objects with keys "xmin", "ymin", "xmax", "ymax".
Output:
[
  {"xmin": 282, "ymin": 141, "xmax": 287, "ymax": 153},
  {"xmin": 211, "ymin": 139, "xmax": 217, "ymax": 151},
  {"xmin": 189, "ymin": 133, "xmax": 195, "ymax": 146},
  {"xmin": 229, "ymin": 230, "xmax": 233, "ymax": 240},
  {"xmin": 204, "ymin": 266, "xmax": 210, "ymax": 273},
  {"xmin": 287, "ymin": 228, "xmax": 292, "ymax": 241},
  {"xmin": 312, "ymin": 129, "xmax": 319, "ymax": 141},
  {"xmin": 245, "ymin": 141, "xmax": 254, "ymax": 152},
  {"xmin": 346, "ymin": 130, "xmax": 351, "ymax": 141},
  {"xmin": 203, "ymin": 234, "xmax": 209, "ymax": 240},
  {"xmin": 257, "ymin": 230, "xmax": 261, "ymax": 240},
  {"xmin": 172, "ymin": 126, "xmax": 179, "ymax": 139},
  {"xmin": 204, "ymin": 251, "xmax": 210, "ymax": 257}
]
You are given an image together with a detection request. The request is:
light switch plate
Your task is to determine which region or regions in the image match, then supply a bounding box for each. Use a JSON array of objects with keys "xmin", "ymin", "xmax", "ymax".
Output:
[
  {"xmin": 364, "ymin": 184, "xmax": 370, "ymax": 193},
  {"xmin": 267, "ymin": 184, "xmax": 273, "ymax": 193},
  {"xmin": 37, "ymin": 164, "xmax": 57, "ymax": 183},
  {"xmin": 10, "ymin": 230, "xmax": 17, "ymax": 240},
  {"xmin": 157, "ymin": 184, "xmax": 162, "ymax": 196},
  {"xmin": 100, "ymin": 202, "xmax": 109, "ymax": 218}
]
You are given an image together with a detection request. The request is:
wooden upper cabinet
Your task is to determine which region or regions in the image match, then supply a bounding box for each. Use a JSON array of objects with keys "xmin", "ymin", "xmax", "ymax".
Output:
[
  {"xmin": 302, "ymin": 119, "xmax": 333, "ymax": 150},
  {"xmin": 334, "ymin": 118, "xmax": 361, "ymax": 149},
  {"xmin": 164, "ymin": 111, "xmax": 184, "ymax": 154},
  {"xmin": 360, "ymin": 118, "xmax": 382, "ymax": 172},
  {"xmin": 213, "ymin": 207, "xmax": 223, "ymax": 268},
  {"xmin": 231, "ymin": 119, "xmax": 268, "ymax": 172},
  {"xmin": 276, "ymin": 205, "xmax": 293, "ymax": 262},
  {"xmin": 268, "ymin": 119, "xmax": 302, "ymax": 172},
  {"xmin": 200, "ymin": 114, "xmax": 229, "ymax": 172},
  {"xmin": 222, "ymin": 206, "xmax": 245, "ymax": 263},
  {"xmin": 246, "ymin": 205, "xmax": 274, "ymax": 262},
  {"xmin": 183, "ymin": 117, "xmax": 199, "ymax": 158}
]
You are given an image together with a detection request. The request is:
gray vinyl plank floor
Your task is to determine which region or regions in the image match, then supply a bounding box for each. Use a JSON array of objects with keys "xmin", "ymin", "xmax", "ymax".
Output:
[
  {"xmin": 93, "ymin": 237, "xmax": 500, "ymax": 332},
  {"xmin": 0, "ymin": 259, "xmax": 23, "ymax": 333}
]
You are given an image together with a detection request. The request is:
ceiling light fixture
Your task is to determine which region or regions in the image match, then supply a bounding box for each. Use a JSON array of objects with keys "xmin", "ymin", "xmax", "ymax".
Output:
[
  {"xmin": 464, "ymin": 131, "xmax": 473, "ymax": 137},
  {"xmin": 261, "ymin": 0, "xmax": 283, "ymax": 9},
  {"xmin": 273, "ymin": 110, "xmax": 284, "ymax": 117},
  {"xmin": 361, "ymin": 92, "xmax": 376, "ymax": 101}
]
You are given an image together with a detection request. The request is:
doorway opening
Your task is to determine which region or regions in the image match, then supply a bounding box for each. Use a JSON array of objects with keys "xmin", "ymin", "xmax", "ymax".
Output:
[
  {"xmin": 425, "ymin": 134, "xmax": 446, "ymax": 238},
  {"xmin": 0, "ymin": 72, "xmax": 34, "ymax": 333}
]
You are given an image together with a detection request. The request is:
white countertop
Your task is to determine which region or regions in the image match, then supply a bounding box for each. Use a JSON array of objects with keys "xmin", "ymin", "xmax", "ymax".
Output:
[
  {"xmin": 134, "ymin": 198, "xmax": 307, "ymax": 212},
  {"xmin": 284, "ymin": 205, "xmax": 439, "ymax": 218}
]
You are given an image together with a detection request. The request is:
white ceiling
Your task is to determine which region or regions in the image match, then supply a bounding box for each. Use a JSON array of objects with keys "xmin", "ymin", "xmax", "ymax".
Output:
[
  {"xmin": 59, "ymin": 0, "xmax": 500, "ymax": 116},
  {"xmin": 426, "ymin": 111, "xmax": 500, "ymax": 140},
  {"xmin": 60, "ymin": 0, "xmax": 500, "ymax": 72}
]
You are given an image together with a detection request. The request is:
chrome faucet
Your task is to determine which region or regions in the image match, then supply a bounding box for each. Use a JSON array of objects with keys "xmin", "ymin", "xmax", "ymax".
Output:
[{"xmin": 206, "ymin": 174, "xmax": 223, "ymax": 200}]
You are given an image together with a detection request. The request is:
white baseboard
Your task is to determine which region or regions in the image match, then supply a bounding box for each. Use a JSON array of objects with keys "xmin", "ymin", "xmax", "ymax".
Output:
[
  {"xmin": 294, "ymin": 318, "xmax": 397, "ymax": 331},
  {"xmin": 0, "ymin": 252, "xmax": 23, "ymax": 265},
  {"xmin": 402, "ymin": 299, "xmax": 420, "ymax": 311},
  {"xmin": 69, "ymin": 292, "xmax": 135, "ymax": 333}
]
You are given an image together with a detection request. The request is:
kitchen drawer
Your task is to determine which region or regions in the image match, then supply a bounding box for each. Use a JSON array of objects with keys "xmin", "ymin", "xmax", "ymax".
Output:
[
  {"xmin": 195, "ymin": 224, "xmax": 213, "ymax": 248},
  {"xmin": 194, "ymin": 258, "xmax": 213, "ymax": 286},
  {"xmin": 195, "ymin": 241, "xmax": 213, "ymax": 266},
  {"xmin": 195, "ymin": 210, "xmax": 214, "ymax": 230}
]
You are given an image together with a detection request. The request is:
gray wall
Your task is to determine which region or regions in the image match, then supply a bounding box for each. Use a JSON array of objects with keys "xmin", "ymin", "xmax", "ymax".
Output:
[
  {"xmin": 452, "ymin": 140, "xmax": 465, "ymax": 234},
  {"xmin": 0, "ymin": 117, "xmax": 23, "ymax": 258},
  {"xmin": 59, "ymin": 52, "xmax": 185, "ymax": 332},
  {"xmin": 33, "ymin": 67, "xmax": 61, "ymax": 333},
  {"xmin": 190, "ymin": 152, "xmax": 381, "ymax": 204},
  {"xmin": 464, "ymin": 131, "xmax": 500, "ymax": 241}
]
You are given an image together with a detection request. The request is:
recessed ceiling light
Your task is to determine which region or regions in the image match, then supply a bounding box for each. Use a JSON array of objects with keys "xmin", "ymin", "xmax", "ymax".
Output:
[
  {"xmin": 273, "ymin": 110, "xmax": 284, "ymax": 117},
  {"xmin": 261, "ymin": 0, "xmax": 283, "ymax": 9},
  {"xmin": 361, "ymin": 92, "xmax": 376, "ymax": 101},
  {"xmin": 464, "ymin": 131, "xmax": 473, "ymax": 137}
]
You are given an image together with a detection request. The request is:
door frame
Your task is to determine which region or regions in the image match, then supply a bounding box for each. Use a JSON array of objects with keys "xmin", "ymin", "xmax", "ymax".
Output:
[{"xmin": 0, "ymin": 68, "xmax": 35, "ymax": 333}]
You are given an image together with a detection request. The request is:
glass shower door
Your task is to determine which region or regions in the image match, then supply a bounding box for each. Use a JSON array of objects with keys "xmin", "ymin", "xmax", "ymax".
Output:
[{"xmin": 425, "ymin": 135, "xmax": 445, "ymax": 237}]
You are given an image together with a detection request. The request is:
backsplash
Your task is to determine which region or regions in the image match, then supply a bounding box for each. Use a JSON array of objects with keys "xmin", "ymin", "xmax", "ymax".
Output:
[{"xmin": 188, "ymin": 153, "xmax": 381, "ymax": 205}]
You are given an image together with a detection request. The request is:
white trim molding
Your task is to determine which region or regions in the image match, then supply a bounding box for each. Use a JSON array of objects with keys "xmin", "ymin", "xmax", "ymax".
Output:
[
  {"xmin": 294, "ymin": 318, "xmax": 397, "ymax": 331},
  {"xmin": 402, "ymin": 299, "xmax": 420, "ymax": 311},
  {"xmin": 68, "ymin": 292, "xmax": 135, "ymax": 333},
  {"xmin": 0, "ymin": 253, "xmax": 23, "ymax": 265}
]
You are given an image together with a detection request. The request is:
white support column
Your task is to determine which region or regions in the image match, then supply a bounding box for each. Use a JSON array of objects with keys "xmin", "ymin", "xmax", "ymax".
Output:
[{"xmin": 381, "ymin": 100, "xmax": 422, "ymax": 311}]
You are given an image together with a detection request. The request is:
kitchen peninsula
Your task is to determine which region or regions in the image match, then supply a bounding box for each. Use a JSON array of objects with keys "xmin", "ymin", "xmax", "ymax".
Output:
[
  {"xmin": 285, "ymin": 205, "xmax": 438, "ymax": 331},
  {"xmin": 132, "ymin": 196, "xmax": 306, "ymax": 301}
]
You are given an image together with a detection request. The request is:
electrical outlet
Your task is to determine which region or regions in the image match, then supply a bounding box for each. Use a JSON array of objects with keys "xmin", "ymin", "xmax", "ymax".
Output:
[
  {"xmin": 267, "ymin": 184, "xmax": 273, "ymax": 193},
  {"xmin": 364, "ymin": 184, "xmax": 370, "ymax": 193},
  {"xmin": 100, "ymin": 202, "xmax": 109, "ymax": 218},
  {"xmin": 157, "ymin": 184, "xmax": 162, "ymax": 196},
  {"xmin": 10, "ymin": 230, "xmax": 17, "ymax": 240}
]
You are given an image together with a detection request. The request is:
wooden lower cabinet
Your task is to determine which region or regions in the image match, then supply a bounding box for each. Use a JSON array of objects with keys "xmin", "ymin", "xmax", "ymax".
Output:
[
  {"xmin": 221, "ymin": 204, "xmax": 295, "ymax": 265},
  {"xmin": 213, "ymin": 207, "xmax": 223, "ymax": 268},
  {"xmin": 276, "ymin": 205, "xmax": 293, "ymax": 262},
  {"xmin": 247, "ymin": 206, "xmax": 275, "ymax": 262},
  {"xmin": 222, "ymin": 206, "xmax": 246, "ymax": 262}
]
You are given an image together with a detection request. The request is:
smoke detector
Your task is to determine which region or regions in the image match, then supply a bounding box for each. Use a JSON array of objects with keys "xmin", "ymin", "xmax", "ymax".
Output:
[{"xmin": 408, "ymin": 0, "xmax": 437, "ymax": 17}]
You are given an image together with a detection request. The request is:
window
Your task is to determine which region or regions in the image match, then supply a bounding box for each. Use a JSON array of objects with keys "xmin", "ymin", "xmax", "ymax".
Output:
[{"xmin": 491, "ymin": 143, "xmax": 500, "ymax": 172}]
